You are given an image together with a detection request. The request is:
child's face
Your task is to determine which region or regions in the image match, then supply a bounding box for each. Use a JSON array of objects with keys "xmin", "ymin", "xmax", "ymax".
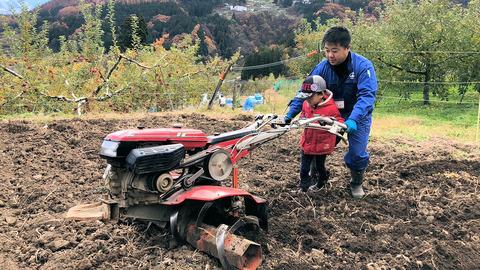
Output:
[{"xmin": 307, "ymin": 92, "xmax": 324, "ymax": 106}]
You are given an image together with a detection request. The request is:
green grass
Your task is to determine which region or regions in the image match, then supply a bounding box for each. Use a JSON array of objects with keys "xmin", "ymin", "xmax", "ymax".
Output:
[
  {"xmin": 253, "ymin": 84, "xmax": 480, "ymax": 143},
  {"xmin": 0, "ymin": 111, "xmax": 76, "ymax": 122},
  {"xmin": 375, "ymin": 96, "xmax": 478, "ymax": 127},
  {"xmin": 1, "ymin": 85, "xmax": 479, "ymax": 144},
  {"xmin": 372, "ymin": 90, "xmax": 479, "ymax": 142}
]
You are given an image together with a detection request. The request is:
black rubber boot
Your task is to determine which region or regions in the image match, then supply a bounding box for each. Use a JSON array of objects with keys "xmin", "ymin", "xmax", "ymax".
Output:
[
  {"xmin": 316, "ymin": 170, "xmax": 330, "ymax": 188},
  {"xmin": 308, "ymin": 171, "xmax": 330, "ymax": 192},
  {"xmin": 349, "ymin": 169, "xmax": 365, "ymax": 199}
]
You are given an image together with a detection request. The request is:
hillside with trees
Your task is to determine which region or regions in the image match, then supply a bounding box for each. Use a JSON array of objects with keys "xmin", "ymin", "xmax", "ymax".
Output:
[
  {"xmin": 36, "ymin": 0, "xmax": 230, "ymax": 52},
  {"xmin": 0, "ymin": 0, "xmax": 391, "ymax": 74},
  {"xmin": 290, "ymin": 0, "xmax": 479, "ymax": 104},
  {"xmin": 0, "ymin": 0, "xmax": 478, "ymax": 115},
  {"xmin": 0, "ymin": 0, "xmax": 50, "ymax": 14},
  {"xmin": 0, "ymin": 0, "xmax": 242, "ymax": 115},
  {"xmin": 25, "ymin": 0, "xmax": 304, "ymax": 68},
  {"xmin": 3, "ymin": 0, "xmax": 296, "ymax": 59}
]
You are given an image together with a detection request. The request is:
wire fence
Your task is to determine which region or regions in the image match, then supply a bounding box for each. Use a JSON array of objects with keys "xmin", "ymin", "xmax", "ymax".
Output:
[
  {"xmin": 358, "ymin": 50, "xmax": 480, "ymax": 54},
  {"xmin": 378, "ymin": 80, "xmax": 480, "ymax": 85},
  {"xmin": 376, "ymin": 95, "xmax": 479, "ymax": 105},
  {"xmin": 2, "ymin": 49, "xmax": 480, "ymax": 142},
  {"xmin": 231, "ymin": 55, "xmax": 307, "ymax": 71},
  {"xmin": 230, "ymin": 50, "xmax": 480, "ymax": 71}
]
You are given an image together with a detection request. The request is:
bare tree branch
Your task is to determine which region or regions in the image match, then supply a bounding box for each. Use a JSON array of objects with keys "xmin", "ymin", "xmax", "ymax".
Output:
[
  {"xmin": 179, "ymin": 70, "xmax": 203, "ymax": 79},
  {"xmin": 95, "ymin": 85, "xmax": 131, "ymax": 101},
  {"xmin": 106, "ymin": 55, "xmax": 124, "ymax": 79},
  {"xmin": 35, "ymin": 89, "xmax": 86, "ymax": 103},
  {"xmin": 376, "ymin": 57, "xmax": 426, "ymax": 75},
  {"xmin": 431, "ymin": 53, "xmax": 476, "ymax": 68},
  {"xmin": 1, "ymin": 64, "xmax": 24, "ymax": 79},
  {"xmin": 93, "ymin": 55, "xmax": 123, "ymax": 97},
  {"xmin": 120, "ymin": 54, "xmax": 155, "ymax": 69}
]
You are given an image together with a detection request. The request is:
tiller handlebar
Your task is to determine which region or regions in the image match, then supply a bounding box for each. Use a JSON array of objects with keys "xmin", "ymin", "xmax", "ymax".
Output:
[{"xmin": 234, "ymin": 114, "xmax": 347, "ymax": 152}]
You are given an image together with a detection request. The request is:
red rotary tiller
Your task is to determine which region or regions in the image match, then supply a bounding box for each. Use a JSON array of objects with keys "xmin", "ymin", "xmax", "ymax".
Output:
[{"xmin": 67, "ymin": 114, "xmax": 346, "ymax": 269}]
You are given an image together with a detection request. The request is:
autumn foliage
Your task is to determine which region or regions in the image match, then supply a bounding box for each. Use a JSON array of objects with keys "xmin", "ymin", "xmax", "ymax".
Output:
[{"xmin": 0, "ymin": 1, "xmax": 236, "ymax": 115}]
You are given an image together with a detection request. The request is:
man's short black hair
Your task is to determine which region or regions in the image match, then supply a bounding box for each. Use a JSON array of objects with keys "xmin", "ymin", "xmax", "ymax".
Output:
[{"xmin": 322, "ymin": 26, "xmax": 351, "ymax": 48}]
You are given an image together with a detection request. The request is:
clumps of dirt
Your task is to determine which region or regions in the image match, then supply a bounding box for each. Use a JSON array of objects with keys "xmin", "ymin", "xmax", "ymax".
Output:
[
  {"xmin": 0, "ymin": 113, "xmax": 479, "ymax": 269},
  {"xmin": 3, "ymin": 121, "xmax": 32, "ymax": 133},
  {"xmin": 231, "ymin": 114, "xmax": 255, "ymax": 121},
  {"xmin": 400, "ymin": 159, "xmax": 480, "ymax": 179}
]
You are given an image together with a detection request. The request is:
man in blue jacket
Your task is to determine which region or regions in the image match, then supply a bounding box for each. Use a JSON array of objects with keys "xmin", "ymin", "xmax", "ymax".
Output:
[{"xmin": 286, "ymin": 26, "xmax": 378, "ymax": 198}]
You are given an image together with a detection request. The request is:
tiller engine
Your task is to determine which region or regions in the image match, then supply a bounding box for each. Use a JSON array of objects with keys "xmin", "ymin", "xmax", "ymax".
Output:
[{"xmin": 67, "ymin": 113, "xmax": 346, "ymax": 270}]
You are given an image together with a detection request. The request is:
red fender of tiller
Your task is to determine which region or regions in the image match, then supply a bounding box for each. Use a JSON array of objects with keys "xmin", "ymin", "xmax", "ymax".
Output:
[{"xmin": 161, "ymin": 186, "xmax": 266, "ymax": 205}]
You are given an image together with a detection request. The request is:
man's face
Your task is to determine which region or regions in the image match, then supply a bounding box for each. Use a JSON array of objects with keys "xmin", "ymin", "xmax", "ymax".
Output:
[{"xmin": 324, "ymin": 42, "xmax": 350, "ymax": 66}]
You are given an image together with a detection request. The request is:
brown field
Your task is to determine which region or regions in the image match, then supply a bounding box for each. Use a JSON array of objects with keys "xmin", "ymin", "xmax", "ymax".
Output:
[{"xmin": 0, "ymin": 113, "xmax": 479, "ymax": 269}]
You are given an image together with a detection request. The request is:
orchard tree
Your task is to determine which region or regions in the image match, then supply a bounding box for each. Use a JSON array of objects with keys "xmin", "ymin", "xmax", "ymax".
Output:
[
  {"xmin": 75, "ymin": 0, "xmax": 105, "ymax": 60},
  {"xmin": 106, "ymin": 0, "xmax": 119, "ymax": 53},
  {"xmin": 0, "ymin": 1, "xmax": 233, "ymax": 115},
  {"xmin": 292, "ymin": 0, "xmax": 479, "ymax": 104},
  {"xmin": 0, "ymin": 3, "xmax": 51, "ymax": 111},
  {"xmin": 0, "ymin": 3, "xmax": 50, "ymax": 59},
  {"xmin": 355, "ymin": 0, "xmax": 479, "ymax": 104},
  {"xmin": 286, "ymin": 18, "xmax": 331, "ymax": 76},
  {"xmin": 446, "ymin": 0, "xmax": 480, "ymax": 102}
]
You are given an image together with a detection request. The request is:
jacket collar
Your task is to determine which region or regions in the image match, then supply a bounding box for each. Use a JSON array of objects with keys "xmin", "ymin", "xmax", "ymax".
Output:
[{"xmin": 330, "ymin": 51, "xmax": 352, "ymax": 79}]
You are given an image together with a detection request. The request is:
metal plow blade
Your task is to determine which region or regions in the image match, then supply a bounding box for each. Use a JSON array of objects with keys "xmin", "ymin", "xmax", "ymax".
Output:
[{"xmin": 185, "ymin": 223, "xmax": 262, "ymax": 270}]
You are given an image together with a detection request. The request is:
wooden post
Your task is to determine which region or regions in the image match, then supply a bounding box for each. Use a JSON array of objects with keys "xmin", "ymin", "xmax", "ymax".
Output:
[
  {"xmin": 239, "ymin": 81, "xmax": 245, "ymax": 95},
  {"xmin": 232, "ymin": 80, "xmax": 237, "ymax": 110},
  {"xmin": 208, "ymin": 63, "xmax": 233, "ymax": 110}
]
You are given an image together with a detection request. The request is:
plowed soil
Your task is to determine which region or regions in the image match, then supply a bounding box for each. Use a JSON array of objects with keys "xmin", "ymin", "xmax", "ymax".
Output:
[{"xmin": 0, "ymin": 113, "xmax": 479, "ymax": 270}]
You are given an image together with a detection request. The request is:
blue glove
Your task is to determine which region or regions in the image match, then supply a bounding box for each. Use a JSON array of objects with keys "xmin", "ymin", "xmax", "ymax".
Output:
[{"xmin": 345, "ymin": 119, "xmax": 357, "ymax": 134}]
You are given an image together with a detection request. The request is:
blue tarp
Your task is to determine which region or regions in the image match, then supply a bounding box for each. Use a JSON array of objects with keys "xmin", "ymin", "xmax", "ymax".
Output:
[
  {"xmin": 226, "ymin": 98, "xmax": 233, "ymax": 107},
  {"xmin": 242, "ymin": 94, "xmax": 264, "ymax": 111}
]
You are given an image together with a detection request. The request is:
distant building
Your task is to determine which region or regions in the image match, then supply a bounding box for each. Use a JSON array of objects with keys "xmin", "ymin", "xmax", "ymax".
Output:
[
  {"xmin": 293, "ymin": 0, "xmax": 312, "ymax": 4},
  {"xmin": 229, "ymin": 5, "xmax": 248, "ymax": 12}
]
